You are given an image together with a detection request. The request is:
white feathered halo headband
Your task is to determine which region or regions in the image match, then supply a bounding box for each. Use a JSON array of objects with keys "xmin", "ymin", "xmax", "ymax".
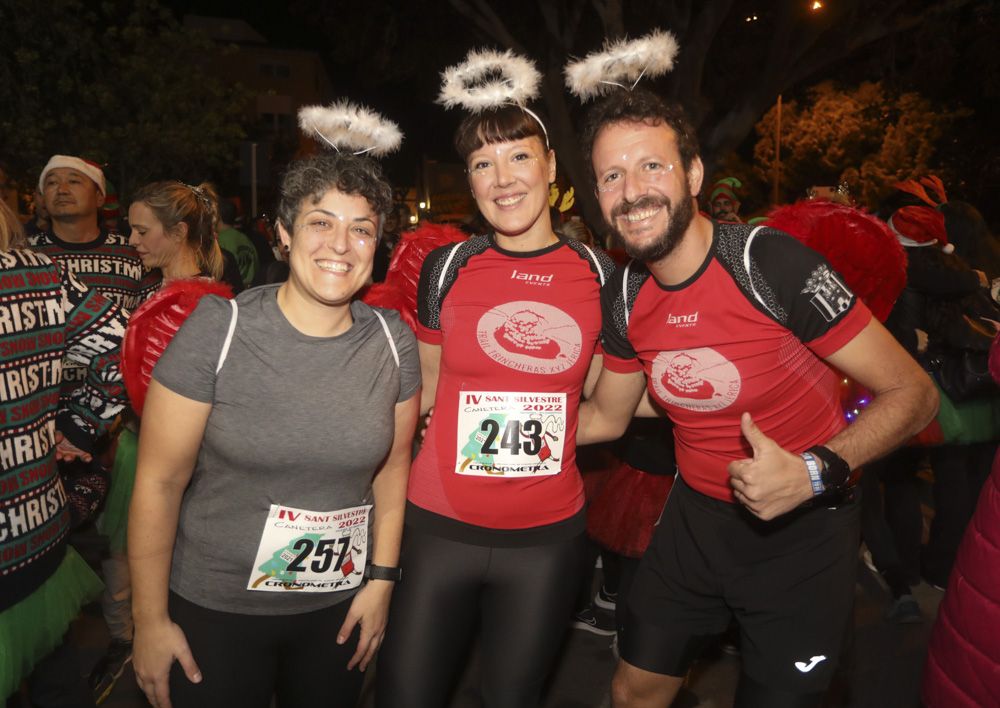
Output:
[
  {"xmin": 437, "ymin": 48, "xmax": 549, "ymax": 144},
  {"xmin": 298, "ymin": 100, "xmax": 403, "ymax": 157},
  {"xmin": 438, "ymin": 48, "xmax": 542, "ymax": 111},
  {"xmin": 565, "ymin": 29, "xmax": 679, "ymax": 101}
]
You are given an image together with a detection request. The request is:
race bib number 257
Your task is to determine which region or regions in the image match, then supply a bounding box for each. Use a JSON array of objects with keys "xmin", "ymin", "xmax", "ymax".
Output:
[{"xmin": 247, "ymin": 503, "xmax": 370, "ymax": 593}]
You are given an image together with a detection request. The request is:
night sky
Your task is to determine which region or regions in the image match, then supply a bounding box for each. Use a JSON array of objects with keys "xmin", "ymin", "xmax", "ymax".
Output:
[{"xmin": 159, "ymin": 1, "xmax": 999, "ymax": 225}]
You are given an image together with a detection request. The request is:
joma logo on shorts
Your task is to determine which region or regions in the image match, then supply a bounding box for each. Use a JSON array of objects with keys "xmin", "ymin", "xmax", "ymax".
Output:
[{"xmin": 794, "ymin": 655, "xmax": 826, "ymax": 673}]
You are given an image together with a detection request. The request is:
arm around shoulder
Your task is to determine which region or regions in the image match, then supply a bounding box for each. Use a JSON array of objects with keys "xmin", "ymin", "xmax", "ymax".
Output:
[{"xmin": 578, "ymin": 366, "xmax": 648, "ymax": 446}]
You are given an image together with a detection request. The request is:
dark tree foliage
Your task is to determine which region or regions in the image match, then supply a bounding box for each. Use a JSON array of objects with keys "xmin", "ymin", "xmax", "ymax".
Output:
[
  {"xmin": 752, "ymin": 81, "xmax": 969, "ymax": 208},
  {"xmin": 0, "ymin": 0, "xmax": 250, "ymax": 199}
]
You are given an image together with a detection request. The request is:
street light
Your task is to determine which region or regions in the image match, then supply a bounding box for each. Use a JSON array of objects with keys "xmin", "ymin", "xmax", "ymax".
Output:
[{"xmin": 772, "ymin": 0, "xmax": 825, "ymax": 204}]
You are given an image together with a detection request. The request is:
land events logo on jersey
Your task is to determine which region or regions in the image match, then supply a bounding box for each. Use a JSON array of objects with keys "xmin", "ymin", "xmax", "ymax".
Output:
[
  {"xmin": 477, "ymin": 300, "xmax": 581, "ymax": 374},
  {"xmin": 666, "ymin": 311, "xmax": 699, "ymax": 328},
  {"xmin": 650, "ymin": 347, "xmax": 741, "ymax": 411}
]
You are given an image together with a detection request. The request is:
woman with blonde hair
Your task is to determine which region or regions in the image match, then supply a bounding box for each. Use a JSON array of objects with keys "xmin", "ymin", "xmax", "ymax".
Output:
[
  {"xmin": 89, "ymin": 180, "xmax": 235, "ymax": 702},
  {"xmin": 128, "ymin": 181, "xmax": 225, "ymax": 282}
]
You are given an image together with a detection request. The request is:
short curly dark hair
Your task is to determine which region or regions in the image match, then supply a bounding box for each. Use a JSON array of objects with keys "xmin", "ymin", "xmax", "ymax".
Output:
[
  {"xmin": 580, "ymin": 89, "xmax": 700, "ymax": 184},
  {"xmin": 276, "ymin": 153, "xmax": 393, "ymax": 235}
]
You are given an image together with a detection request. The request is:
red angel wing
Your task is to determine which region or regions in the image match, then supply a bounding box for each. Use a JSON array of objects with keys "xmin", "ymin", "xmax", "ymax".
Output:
[
  {"xmin": 122, "ymin": 279, "xmax": 233, "ymax": 416},
  {"xmin": 362, "ymin": 223, "xmax": 467, "ymax": 329},
  {"xmin": 765, "ymin": 200, "xmax": 906, "ymax": 323}
]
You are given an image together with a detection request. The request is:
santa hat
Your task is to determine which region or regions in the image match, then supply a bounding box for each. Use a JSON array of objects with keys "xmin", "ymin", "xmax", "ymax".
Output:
[
  {"xmin": 709, "ymin": 177, "xmax": 742, "ymax": 204},
  {"xmin": 39, "ymin": 155, "xmax": 106, "ymax": 195},
  {"xmin": 888, "ymin": 176, "xmax": 952, "ymax": 253}
]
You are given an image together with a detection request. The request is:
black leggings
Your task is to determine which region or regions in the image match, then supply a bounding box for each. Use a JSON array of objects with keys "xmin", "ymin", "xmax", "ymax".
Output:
[
  {"xmin": 167, "ymin": 592, "xmax": 364, "ymax": 708},
  {"xmin": 375, "ymin": 527, "xmax": 587, "ymax": 708}
]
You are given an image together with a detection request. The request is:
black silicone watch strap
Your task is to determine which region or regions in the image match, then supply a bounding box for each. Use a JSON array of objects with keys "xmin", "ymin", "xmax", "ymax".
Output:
[
  {"xmin": 806, "ymin": 445, "xmax": 851, "ymax": 490},
  {"xmin": 364, "ymin": 564, "xmax": 402, "ymax": 582}
]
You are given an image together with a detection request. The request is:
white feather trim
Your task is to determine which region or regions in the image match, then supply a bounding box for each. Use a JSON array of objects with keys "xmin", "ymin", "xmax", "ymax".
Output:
[
  {"xmin": 565, "ymin": 29, "xmax": 679, "ymax": 101},
  {"xmin": 438, "ymin": 49, "xmax": 542, "ymax": 112},
  {"xmin": 298, "ymin": 100, "xmax": 403, "ymax": 157}
]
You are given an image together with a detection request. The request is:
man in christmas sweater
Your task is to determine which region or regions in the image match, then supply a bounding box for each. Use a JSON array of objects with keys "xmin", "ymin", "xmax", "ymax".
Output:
[
  {"xmin": 28, "ymin": 155, "xmax": 157, "ymax": 699},
  {"xmin": 29, "ymin": 156, "xmax": 158, "ymax": 394}
]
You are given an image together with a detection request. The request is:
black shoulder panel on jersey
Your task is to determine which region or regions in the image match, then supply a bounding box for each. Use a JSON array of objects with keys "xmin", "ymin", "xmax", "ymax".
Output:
[
  {"xmin": 417, "ymin": 234, "xmax": 491, "ymax": 330},
  {"xmin": 713, "ymin": 222, "xmax": 857, "ymax": 343},
  {"xmin": 562, "ymin": 239, "xmax": 618, "ymax": 287},
  {"xmin": 600, "ymin": 259, "xmax": 651, "ymax": 360},
  {"xmin": 713, "ymin": 222, "xmax": 789, "ymax": 327}
]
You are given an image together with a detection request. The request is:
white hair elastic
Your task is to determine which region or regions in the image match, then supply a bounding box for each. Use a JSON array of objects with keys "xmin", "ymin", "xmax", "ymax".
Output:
[
  {"xmin": 564, "ymin": 29, "xmax": 679, "ymax": 101},
  {"xmin": 438, "ymin": 48, "xmax": 549, "ymax": 144},
  {"xmin": 298, "ymin": 100, "xmax": 403, "ymax": 157}
]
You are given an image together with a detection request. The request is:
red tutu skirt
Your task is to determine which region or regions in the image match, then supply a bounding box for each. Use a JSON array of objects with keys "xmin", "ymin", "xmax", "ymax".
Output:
[
  {"xmin": 586, "ymin": 461, "xmax": 674, "ymax": 558},
  {"xmin": 579, "ymin": 445, "xmax": 617, "ymax": 501}
]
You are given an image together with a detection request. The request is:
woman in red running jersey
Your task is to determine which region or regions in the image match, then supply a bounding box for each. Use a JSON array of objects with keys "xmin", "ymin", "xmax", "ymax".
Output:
[{"xmin": 376, "ymin": 64, "xmax": 614, "ymax": 707}]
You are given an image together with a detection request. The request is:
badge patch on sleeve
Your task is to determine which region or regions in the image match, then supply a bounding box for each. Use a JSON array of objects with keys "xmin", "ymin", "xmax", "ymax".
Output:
[{"xmin": 801, "ymin": 265, "xmax": 853, "ymax": 322}]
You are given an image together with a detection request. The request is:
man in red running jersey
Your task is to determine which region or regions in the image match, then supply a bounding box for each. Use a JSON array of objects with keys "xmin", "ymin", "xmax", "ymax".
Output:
[{"xmin": 577, "ymin": 89, "xmax": 938, "ymax": 707}]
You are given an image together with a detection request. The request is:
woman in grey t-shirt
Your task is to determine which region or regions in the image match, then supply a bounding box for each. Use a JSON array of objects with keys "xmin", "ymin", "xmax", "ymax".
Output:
[{"xmin": 129, "ymin": 152, "xmax": 420, "ymax": 708}]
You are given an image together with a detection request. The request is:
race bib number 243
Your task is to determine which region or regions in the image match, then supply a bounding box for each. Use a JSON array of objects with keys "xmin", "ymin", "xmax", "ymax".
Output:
[{"xmin": 455, "ymin": 391, "xmax": 566, "ymax": 477}]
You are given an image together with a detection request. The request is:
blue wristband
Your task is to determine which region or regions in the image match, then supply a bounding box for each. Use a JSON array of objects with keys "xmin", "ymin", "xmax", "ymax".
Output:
[{"xmin": 801, "ymin": 452, "xmax": 824, "ymax": 496}]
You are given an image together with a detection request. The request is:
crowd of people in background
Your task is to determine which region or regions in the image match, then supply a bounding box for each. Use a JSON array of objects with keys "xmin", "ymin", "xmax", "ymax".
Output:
[{"xmin": 2, "ymin": 40, "xmax": 1000, "ymax": 708}]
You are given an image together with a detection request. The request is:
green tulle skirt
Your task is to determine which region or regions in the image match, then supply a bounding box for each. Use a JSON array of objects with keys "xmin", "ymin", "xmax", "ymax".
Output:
[
  {"xmin": 0, "ymin": 548, "xmax": 103, "ymax": 699},
  {"xmin": 97, "ymin": 428, "xmax": 138, "ymax": 553}
]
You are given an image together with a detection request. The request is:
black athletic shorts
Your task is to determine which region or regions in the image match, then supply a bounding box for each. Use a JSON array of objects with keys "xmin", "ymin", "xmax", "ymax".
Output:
[{"xmin": 621, "ymin": 474, "xmax": 859, "ymax": 692}]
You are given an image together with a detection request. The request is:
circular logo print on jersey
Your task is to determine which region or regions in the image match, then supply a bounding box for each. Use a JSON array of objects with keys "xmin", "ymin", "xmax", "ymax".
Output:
[
  {"xmin": 477, "ymin": 301, "xmax": 582, "ymax": 374},
  {"xmin": 650, "ymin": 348, "xmax": 741, "ymax": 411}
]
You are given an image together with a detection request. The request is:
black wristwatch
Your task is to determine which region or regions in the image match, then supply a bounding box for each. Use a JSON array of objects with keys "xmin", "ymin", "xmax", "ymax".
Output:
[
  {"xmin": 806, "ymin": 445, "xmax": 851, "ymax": 491},
  {"xmin": 364, "ymin": 564, "xmax": 402, "ymax": 582}
]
